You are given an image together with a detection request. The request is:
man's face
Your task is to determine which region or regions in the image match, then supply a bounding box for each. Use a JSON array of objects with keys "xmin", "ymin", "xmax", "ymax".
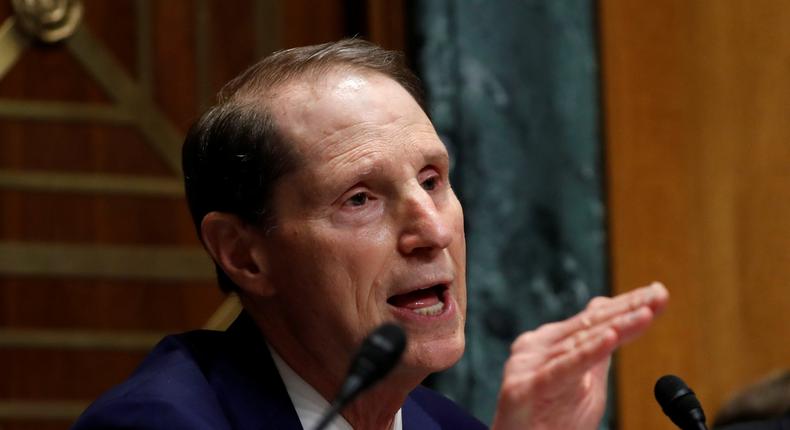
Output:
[{"xmin": 260, "ymin": 69, "xmax": 466, "ymax": 376}]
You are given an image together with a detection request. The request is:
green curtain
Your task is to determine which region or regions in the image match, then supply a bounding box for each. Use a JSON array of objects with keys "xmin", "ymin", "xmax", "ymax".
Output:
[{"xmin": 410, "ymin": 0, "xmax": 611, "ymax": 426}]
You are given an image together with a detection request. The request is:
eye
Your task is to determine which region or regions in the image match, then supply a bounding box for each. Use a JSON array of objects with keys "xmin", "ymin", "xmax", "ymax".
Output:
[
  {"xmin": 345, "ymin": 192, "xmax": 369, "ymax": 207},
  {"xmin": 421, "ymin": 174, "xmax": 440, "ymax": 191}
]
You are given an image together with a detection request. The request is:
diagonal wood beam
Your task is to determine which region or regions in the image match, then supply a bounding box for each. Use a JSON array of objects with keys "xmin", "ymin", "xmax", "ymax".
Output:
[
  {"xmin": 65, "ymin": 25, "xmax": 184, "ymax": 175},
  {"xmin": 203, "ymin": 294, "xmax": 241, "ymax": 330}
]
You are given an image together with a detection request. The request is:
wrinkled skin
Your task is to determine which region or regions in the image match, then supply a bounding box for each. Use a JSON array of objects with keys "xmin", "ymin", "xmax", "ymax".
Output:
[
  {"xmin": 202, "ymin": 67, "xmax": 670, "ymax": 430},
  {"xmin": 491, "ymin": 282, "xmax": 669, "ymax": 430}
]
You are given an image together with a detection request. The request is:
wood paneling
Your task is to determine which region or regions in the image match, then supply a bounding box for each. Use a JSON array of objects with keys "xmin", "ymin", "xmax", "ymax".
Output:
[
  {"xmin": 207, "ymin": 0, "xmax": 258, "ymax": 93},
  {"xmin": 0, "ymin": 191, "xmax": 196, "ymax": 244},
  {"xmin": 0, "ymin": 48, "xmax": 111, "ymax": 102},
  {"xmin": 0, "ymin": 0, "xmax": 235, "ymax": 427},
  {"xmin": 0, "ymin": 122, "xmax": 170, "ymax": 174},
  {"xmin": 0, "ymin": 279, "xmax": 219, "ymax": 330},
  {"xmin": 366, "ymin": 0, "xmax": 406, "ymax": 52},
  {"xmin": 281, "ymin": 0, "xmax": 346, "ymax": 47},
  {"xmin": 0, "ymin": 1, "xmax": 406, "ymax": 428},
  {"xmin": 150, "ymin": 0, "xmax": 198, "ymax": 130},
  {"xmin": 600, "ymin": 1, "xmax": 790, "ymax": 429},
  {"xmin": 0, "ymin": 349, "xmax": 148, "ymax": 399}
]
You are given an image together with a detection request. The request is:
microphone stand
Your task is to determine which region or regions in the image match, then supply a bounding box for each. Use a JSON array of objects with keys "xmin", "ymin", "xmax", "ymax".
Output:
[{"xmin": 313, "ymin": 399, "xmax": 344, "ymax": 430}]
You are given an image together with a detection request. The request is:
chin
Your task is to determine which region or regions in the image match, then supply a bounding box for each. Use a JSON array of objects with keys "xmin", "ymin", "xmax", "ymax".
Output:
[{"xmin": 402, "ymin": 331, "xmax": 466, "ymax": 376}]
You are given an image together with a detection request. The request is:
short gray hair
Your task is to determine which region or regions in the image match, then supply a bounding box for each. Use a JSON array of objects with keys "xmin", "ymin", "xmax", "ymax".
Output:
[{"xmin": 182, "ymin": 39, "xmax": 426, "ymax": 293}]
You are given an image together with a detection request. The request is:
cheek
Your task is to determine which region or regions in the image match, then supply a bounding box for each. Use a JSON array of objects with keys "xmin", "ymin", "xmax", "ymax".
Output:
[
  {"xmin": 279, "ymin": 223, "xmax": 394, "ymax": 302},
  {"xmin": 448, "ymin": 199, "xmax": 468, "ymax": 311},
  {"xmin": 447, "ymin": 197, "xmax": 466, "ymax": 260},
  {"xmin": 267, "ymin": 226, "xmax": 341, "ymax": 292},
  {"xmin": 451, "ymin": 240, "xmax": 468, "ymax": 310},
  {"xmin": 336, "ymin": 225, "xmax": 396, "ymax": 295}
]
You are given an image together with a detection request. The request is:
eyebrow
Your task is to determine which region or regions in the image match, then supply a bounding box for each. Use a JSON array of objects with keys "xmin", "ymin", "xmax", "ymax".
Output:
[
  {"xmin": 333, "ymin": 162, "xmax": 384, "ymax": 190},
  {"xmin": 423, "ymin": 147, "xmax": 450, "ymax": 166},
  {"xmin": 310, "ymin": 141, "xmax": 450, "ymax": 198}
]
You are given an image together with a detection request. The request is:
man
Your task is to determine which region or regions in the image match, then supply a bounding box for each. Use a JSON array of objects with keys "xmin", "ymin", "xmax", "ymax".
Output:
[
  {"xmin": 713, "ymin": 370, "xmax": 790, "ymax": 430},
  {"xmin": 72, "ymin": 39, "xmax": 668, "ymax": 430}
]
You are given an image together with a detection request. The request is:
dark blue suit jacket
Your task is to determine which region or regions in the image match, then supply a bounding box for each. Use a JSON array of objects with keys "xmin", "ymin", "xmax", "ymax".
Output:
[{"xmin": 72, "ymin": 312, "xmax": 487, "ymax": 429}]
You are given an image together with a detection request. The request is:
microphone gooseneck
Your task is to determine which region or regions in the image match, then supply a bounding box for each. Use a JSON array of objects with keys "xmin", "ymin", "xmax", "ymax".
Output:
[
  {"xmin": 313, "ymin": 323, "xmax": 407, "ymax": 430},
  {"xmin": 654, "ymin": 374, "xmax": 708, "ymax": 430}
]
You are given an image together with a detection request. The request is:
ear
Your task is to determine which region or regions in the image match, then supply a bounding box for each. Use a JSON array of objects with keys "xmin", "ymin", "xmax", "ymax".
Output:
[{"xmin": 200, "ymin": 212, "xmax": 275, "ymax": 297}]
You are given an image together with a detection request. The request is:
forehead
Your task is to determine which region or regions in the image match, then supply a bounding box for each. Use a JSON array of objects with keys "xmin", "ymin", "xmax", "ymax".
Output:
[{"xmin": 269, "ymin": 69, "xmax": 444, "ymax": 171}]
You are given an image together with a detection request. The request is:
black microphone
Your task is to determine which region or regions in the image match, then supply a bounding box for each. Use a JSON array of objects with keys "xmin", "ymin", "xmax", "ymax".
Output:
[
  {"xmin": 313, "ymin": 323, "xmax": 407, "ymax": 430},
  {"xmin": 655, "ymin": 374, "xmax": 708, "ymax": 430}
]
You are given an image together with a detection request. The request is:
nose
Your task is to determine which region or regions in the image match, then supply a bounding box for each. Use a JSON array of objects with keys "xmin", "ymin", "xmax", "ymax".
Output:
[{"xmin": 397, "ymin": 188, "xmax": 453, "ymax": 256}]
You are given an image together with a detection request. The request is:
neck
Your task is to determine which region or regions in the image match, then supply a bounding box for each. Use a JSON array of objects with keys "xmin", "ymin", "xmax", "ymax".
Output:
[
  {"xmin": 339, "ymin": 380, "xmax": 406, "ymax": 430},
  {"xmin": 244, "ymin": 298, "xmax": 426, "ymax": 430}
]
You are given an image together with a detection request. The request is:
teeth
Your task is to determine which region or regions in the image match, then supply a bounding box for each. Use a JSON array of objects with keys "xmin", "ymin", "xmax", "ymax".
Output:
[{"xmin": 412, "ymin": 302, "xmax": 444, "ymax": 316}]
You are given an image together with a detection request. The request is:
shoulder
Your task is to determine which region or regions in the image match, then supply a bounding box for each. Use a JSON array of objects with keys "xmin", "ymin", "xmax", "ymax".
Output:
[
  {"xmin": 405, "ymin": 385, "xmax": 488, "ymax": 430},
  {"xmin": 70, "ymin": 394, "xmax": 230, "ymax": 430},
  {"xmin": 72, "ymin": 330, "xmax": 233, "ymax": 430}
]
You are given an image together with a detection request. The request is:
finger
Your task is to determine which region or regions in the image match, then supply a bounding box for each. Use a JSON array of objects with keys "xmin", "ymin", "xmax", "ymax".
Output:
[
  {"xmin": 510, "ymin": 318, "xmax": 595, "ymax": 353},
  {"xmin": 539, "ymin": 304, "xmax": 656, "ymax": 364},
  {"xmin": 507, "ymin": 321, "xmax": 615, "ymax": 375},
  {"xmin": 536, "ymin": 282, "xmax": 668, "ymax": 345},
  {"xmin": 503, "ymin": 352, "xmax": 545, "ymax": 376},
  {"xmin": 542, "ymin": 320, "xmax": 617, "ymax": 363},
  {"xmin": 534, "ymin": 327, "xmax": 619, "ymax": 391},
  {"xmin": 608, "ymin": 304, "xmax": 656, "ymax": 345},
  {"xmin": 581, "ymin": 282, "xmax": 667, "ymax": 331},
  {"xmin": 508, "ymin": 324, "xmax": 617, "ymax": 376},
  {"xmin": 586, "ymin": 295, "xmax": 612, "ymax": 310}
]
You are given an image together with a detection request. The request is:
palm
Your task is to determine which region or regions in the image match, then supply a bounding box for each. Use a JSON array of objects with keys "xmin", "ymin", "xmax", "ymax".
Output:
[{"xmin": 491, "ymin": 283, "xmax": 669, "ymax": 430}]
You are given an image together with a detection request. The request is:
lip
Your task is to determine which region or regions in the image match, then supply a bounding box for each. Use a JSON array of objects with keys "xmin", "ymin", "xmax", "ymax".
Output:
[
  {"xmin": 386, "ymin": 277, "xmax": 454, "ymax": 298},
  {"xmin": 387, "ymin": 283, "xmax": 456, "ymax": 323}
]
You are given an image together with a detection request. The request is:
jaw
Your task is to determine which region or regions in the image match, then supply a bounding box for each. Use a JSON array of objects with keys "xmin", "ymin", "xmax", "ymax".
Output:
[
  {"xmin": 382, "ymin": 281, "xmax": 467, "ymax": 374},
  {"xmin": 393, "ymin": 327, "xmax": 466, "ymax": 382},
  {"xmin": 385, "ymin": 300, "xmax": 465, "ymax": 373}
]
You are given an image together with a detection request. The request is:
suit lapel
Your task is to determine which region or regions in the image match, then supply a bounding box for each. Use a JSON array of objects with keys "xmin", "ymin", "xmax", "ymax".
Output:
[
  {"xmin": 207, "ymin": 312, "xmax": 304, "ymax": 429},
  {"xmin": 402, "ymin": 394, "xmax": 441, "ymax": 430}
]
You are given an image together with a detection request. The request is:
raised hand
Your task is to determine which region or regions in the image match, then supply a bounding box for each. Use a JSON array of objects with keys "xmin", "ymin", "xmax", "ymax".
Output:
[{"xmin": 491, "ymin": 282, "xmax": 670, "ymax": 430}]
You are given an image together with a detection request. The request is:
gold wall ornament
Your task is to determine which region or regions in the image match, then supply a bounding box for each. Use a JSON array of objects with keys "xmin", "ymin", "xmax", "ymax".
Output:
[{"xmin": 10, "ymin": 0, "xmax": 83, "ymax": 43}]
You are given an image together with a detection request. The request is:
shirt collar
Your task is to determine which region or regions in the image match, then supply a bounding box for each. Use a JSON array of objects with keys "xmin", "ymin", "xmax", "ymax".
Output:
[{"xmin": 268, "ymin": 344, "xmax": 402, "ymax": 430}]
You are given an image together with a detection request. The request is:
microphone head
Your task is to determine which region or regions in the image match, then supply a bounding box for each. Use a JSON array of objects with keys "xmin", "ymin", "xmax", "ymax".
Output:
[
  {"xmin": 355, "ymin": 323, "xmax": 407, "ymax": 380},
  {"xmin": 655, "ymin": 374, "xmax": 707, "ymax": 429},
  {"xmin": 337, "ymin": 323, "xmax": 407, "ymax": 404}
]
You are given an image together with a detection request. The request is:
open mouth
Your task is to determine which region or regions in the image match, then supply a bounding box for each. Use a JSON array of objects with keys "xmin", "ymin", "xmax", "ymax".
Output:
[{"xmin": 386, "ymin": 284, "xmax": 448, "ymax": 317}]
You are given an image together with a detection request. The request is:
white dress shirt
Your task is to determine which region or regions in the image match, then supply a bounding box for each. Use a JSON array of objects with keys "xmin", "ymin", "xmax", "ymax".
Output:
[{"xmin": 269, "ymin": 345, "xmax": 403, "ymax": 430}]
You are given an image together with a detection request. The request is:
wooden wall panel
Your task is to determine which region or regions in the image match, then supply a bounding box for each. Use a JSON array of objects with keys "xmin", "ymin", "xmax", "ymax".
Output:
[
  {"xmin": 0, "ymin": 350, "xmax": 148, "ymax": 399},
  {"xmin": 0, "ymin": 192, "xmax": 196, "ymax": 244},
  {"xmin": 282, "ymin": 0, "xmax": 346, "ymax": 48},
  {"xmin": 0, "ymin": 1, "xmax": 406, "ymax": 428},
  {"xmin": 0, "ymin": 0, "xmax": 240, "ymax": 427},
  {"xmin": 79, "ymin": 0, "xmax": 138, "ymax": 81},
  {"xmin": 207, "ymin": 0, "xmax": 258, "ymax": 94},
  {"xmin": 0, "ymin": 279, "xmax": 218, "ymax": 330},
  {"xmin": 0, "ymin": 123, "xmax": 171, "ymax": 175},
  {"xmin": 599, "ymin": 1, "xmax": 790, "ymax": 429},
  {"xmin": 0, "ymin": 49, "xmax": 111, "ymax": 102},
  {"xmin": 151, "ymin": 0, "xmax": 198, "ymax": 130}
]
